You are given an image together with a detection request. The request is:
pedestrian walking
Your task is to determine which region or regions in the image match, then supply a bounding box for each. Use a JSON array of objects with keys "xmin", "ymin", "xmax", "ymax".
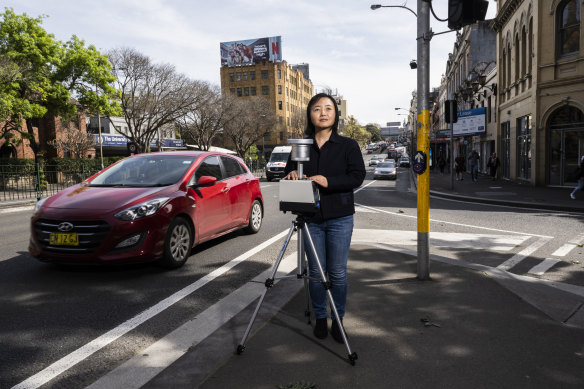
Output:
[
  {"xmin": 284, "ymin": 93, "xmax": 366, "ymax": 342},
  {"xmin": 438, "ymin": 155, "xmax": 446, "ymax": 174},
  {"xmin": 487, "ymin": 152, "xmax": 501, "ymax": 180},
  {"xmin": 570, "ymin": 155, "xmax": 584, "ymax": 200},
  {"xmin": 468, "ymin": 150, "xmax": 480, "ymax": 182},
  {"xmin": 455, "ymin": 154, "xmax": 465, "ymax": 181}
]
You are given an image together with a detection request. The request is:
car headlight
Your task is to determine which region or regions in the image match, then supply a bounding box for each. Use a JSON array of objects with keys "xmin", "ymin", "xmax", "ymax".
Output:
[
  {"xmin": 114, "ymin": 197, "xmax": 170, "ymax": 221},
  {"xmin": 33, "ymin": 197, "xmax": 48, "ymax": 216}
]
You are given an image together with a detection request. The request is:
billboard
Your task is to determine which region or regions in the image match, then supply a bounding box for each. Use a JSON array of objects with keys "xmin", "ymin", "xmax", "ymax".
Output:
[
  {"xmin": 93, "ymin": 135, "xmax": 183, "ymax": 148},
  {"xmin": 220, "ymin": 36, "xmax": 282, "ymax": 66},
  {"xmin": 453, "ymin": 107, "xmax": 486, "ymax": 137}
]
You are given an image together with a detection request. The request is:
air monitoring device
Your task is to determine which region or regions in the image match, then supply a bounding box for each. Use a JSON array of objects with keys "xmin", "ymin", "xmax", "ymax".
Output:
[{"xmin": 278, "ymin": 139, "xmax": 320, "ymax": 214}]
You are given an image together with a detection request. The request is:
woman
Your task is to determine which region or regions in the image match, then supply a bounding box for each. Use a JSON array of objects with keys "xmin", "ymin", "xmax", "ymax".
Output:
[
  {"xmin": 487, "ymin": 152, "xmax": 500, "ymax": 180},
  {"xmin": 284, "ymin": 93, "xmax": 366, "ymax": 342},
  {"xmin": 455, "ymin": 154, "xmax": 465, "ymax": 181},
  {"xmin": 570, "ymin": 156, "xmax": 584, "ymax": 200}
]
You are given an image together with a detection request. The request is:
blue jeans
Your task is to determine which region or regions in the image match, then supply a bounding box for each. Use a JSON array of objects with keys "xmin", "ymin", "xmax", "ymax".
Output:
[
  {"xmin": 572, "ymin": 178, "xmax": 584, "ymax": 196},
  {"xmin": 303, "ymin": 215, "xmax": 354, "ymax": 320},
  {"xmin": 470, "ymin": 164, "xmax": 478, "ymax": 181}
]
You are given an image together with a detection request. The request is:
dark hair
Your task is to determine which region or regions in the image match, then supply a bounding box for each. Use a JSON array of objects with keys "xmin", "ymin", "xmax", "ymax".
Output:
[{"xmin": 304, "ymin": 93, "xmax": 339, "ymax": 137}]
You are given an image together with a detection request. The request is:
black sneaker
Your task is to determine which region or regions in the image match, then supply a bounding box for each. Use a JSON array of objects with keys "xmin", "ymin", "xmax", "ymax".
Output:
[
  {"xmin": 314, "ymin": 318, "xmax": 328, "ymax": 339},
  {"xmin": 331, "ymin": 319, "xmax": 346, "ymax": 343}
]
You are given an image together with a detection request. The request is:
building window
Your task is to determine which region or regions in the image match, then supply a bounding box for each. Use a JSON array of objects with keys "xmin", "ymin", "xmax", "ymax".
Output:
[
  {"xmin": 277, "ymin": 69, "xmax": 281, "ymax": 79},
  {"xmin": 279, "ymin": 116, "xmax": 283, "ymax": 124},
  {"xmin": 262, "ymin": 86, "xmax": 269, "ymax": 95},
  {"xmin": 516, "ymin": 115, "xmax": 532, "ymax": 180},
  {"xmin": 236, "ymin": 72, "xmax": 241, "ymax": 81},
  {"xmin": 229, "ymin": 73, "xmax": 234, "ymax": 82},
  {"xmin": 250, "ymin": 71, "xmax": 256, "ymax": 80},
  {"xmin": 286, "ymin": 87, "xmax": 288, "ymax": 96},
  {"xmin": 230, "ymin": 88, "xmax": 235, "ymax": 95},
  {"xmin": 251, "ymin": 87, "xmax": 256, "ymax": 96},
  {"xmin": 237, "ymin": 88, "xmax": 242, "ymax": 97},
  {"xmin": 557, "ymin": 0, "xmax": 580, "ymax": 57},
  {"xmin": 244, "ymin": 87, "xmax": 249, "ymax": 96},
  {"xmin": 243, "ymin": 72, "xmax": 248, "ymax": 81},
  {"xmin": 278, "ymin": 85, "xmax": 282, "ymax": 94},
  {"xmin": 261, "ymin": 70, "xmax": 268, "ymax": 79},
  {"xmin": 278, "ymin": 101, "xmax": 283, "ymax": 110}
]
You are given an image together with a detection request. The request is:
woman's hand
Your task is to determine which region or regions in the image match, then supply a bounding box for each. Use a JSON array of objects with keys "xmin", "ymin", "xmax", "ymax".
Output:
[
  {"xmin": 309, "ymin": 175, "xmax": 328, "ymax": 188},
  {"xmin": 284, "ymin": 170, "xmax": 302, "ymax": 180}
]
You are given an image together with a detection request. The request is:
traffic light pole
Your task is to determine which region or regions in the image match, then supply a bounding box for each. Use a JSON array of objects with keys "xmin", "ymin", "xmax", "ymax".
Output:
[{"xmin": 416, "ymin": 0, "xmax": 430, "ymax": 280}]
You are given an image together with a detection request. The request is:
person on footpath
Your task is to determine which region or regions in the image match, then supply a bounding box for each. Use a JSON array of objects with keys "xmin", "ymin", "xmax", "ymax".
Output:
[
  {"xmin": 468, "ymin": 150, "xmax": 480, "ymax": 182},
  {"xmin": 570, "ymin": 155, "xmax": 584, "ymax": 199},
  {"xmin": 438, "ymin": 155, "xmax": 446, "ymax": 174},
  {"xmin": 487, "ymin": 152, "xmax": 501, "ymax": 181},
  {"xmin": 455, "ymin": 154, "xmax": 465, "ymax": 181},
  {"xmin": 284, "ymin": 93, "xmax": 366, "ymax": 342}
]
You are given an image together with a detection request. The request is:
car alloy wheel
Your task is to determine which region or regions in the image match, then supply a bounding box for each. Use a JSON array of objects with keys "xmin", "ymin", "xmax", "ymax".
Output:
[
  {"xmin": 160, "ymin": 217, "xmax": 192, "ymax": 269},
  {"xmin": 245, "ymin": 200, "xmax": 263, "ymax": 234}
]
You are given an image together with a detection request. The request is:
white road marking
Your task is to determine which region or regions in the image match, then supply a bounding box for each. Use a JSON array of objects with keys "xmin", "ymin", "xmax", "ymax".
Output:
[
  {"xmin": 528, "ymin": 258, "xmax": 561, "ymax": 276},
  {"xmin": 553, "ymin": 232, "xmax": 584, "ymax": 257},
  {"xmin": 0, "ymin": 205, "xmax": 33, "ymax": 214},
  {"xmin": 11, "ymin": 230, "xmax": 290, "ymax": 389},
  {"xmin": 86, "ymin": 253, "xmax": 300, "ymax": 389},
  {"xmin": 497, "ymin": 237, "xmax": 552, "ymax": 271},
  {"xmin": 354, "ymin": 203, "xmax": 554, "ymax": 238}
]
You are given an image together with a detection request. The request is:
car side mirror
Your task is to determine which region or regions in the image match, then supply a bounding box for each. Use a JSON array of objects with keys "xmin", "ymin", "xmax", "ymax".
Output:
[{"xmin": 193, "ymin": 175, "xmax": 217, "ymax": 187}]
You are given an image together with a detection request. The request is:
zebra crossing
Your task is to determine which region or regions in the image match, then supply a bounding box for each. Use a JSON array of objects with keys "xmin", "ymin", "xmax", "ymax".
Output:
[{"xmin": 344, "ymin": 228, "xmax": 579, "ymax": 277}]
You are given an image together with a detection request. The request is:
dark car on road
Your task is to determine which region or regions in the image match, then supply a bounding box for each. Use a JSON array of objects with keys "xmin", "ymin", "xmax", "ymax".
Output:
[{"xmin": 29, "ymin": 151, "xmax": 264, "ymax": 269}]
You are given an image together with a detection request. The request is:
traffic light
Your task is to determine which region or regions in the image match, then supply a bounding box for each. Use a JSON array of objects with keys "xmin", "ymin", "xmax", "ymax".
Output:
[
  {"xmin": 444, "ymin": 100, "xmax": 458, "ymax": 124},
  {"xmin": 448, "ymin": 0, "xmax": 489, "ymax": 30}
]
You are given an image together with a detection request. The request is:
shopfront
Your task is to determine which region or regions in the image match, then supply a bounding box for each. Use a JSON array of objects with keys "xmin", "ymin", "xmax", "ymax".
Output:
[{"xmin": 547, "ymin": 106, "xmax": 584, "ymax": 186}]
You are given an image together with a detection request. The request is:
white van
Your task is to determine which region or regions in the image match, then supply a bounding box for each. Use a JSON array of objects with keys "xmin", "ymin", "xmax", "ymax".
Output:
[{"xmin": 265, "ymin": 146, "xmax": 292, "ymax": 181}]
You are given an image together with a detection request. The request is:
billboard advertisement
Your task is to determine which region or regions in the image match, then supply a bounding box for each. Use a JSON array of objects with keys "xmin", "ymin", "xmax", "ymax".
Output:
[
  {"xmin": 93, "ymin": 135, "xmax": 183, "ymax": 148},
  {"xmin": 453, "ymin": 107, "xmax": 486, "ymax": 137},
  {"xmin": 220, "ymin": 36, "xmax": 282, "ymax": 66}
]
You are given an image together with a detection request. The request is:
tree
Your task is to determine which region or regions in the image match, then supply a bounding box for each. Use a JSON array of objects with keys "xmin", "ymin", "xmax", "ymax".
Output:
[
  {"xmin": 342, "ymin": 115, "xmax": 370, "ymax": 148},
  {"xmin": 364, "ymin": 123, "xmax": 382, "ymax": 142},
  {"xmin": 223, "ymin": 96, "xmax": 277, "ymax": 159},
  {"xmin": 288, "ymin": 109, "xmax": 306, "ymax": 139},
  {"xmin": 176, "ymin": 85, "xmax": 237, "ymax": 150},
  {"xmin": 47, "ymin": 124, "xmax": 95, "ymax": 158},
  {"xmin": 0, "ymin": 8, "xmax": 120, "ymax": 161},
  {"xmin": 108, "ymin": 47, "xmax": 208, "ymax": 153}
]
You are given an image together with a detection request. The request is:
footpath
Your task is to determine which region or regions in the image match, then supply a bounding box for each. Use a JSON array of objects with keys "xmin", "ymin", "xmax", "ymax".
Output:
[
  {"xmin": 4, "ymin": 171, "xmax": 584, "ymax": 388},
  {"xmin": 145, "ymin": 171, "xmax": 584, "ymax": 389}
]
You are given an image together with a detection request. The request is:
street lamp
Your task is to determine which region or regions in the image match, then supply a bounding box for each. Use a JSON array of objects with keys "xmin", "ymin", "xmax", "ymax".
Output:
[{"xmin": 371, "ymin": 4, "xmax": 417, "ymax": 17}]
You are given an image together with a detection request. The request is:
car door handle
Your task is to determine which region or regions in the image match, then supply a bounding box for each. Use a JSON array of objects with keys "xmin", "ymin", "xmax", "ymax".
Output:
[{"xmin": 222, "ymin": 187, "xmax": 230, "ymax": 193}]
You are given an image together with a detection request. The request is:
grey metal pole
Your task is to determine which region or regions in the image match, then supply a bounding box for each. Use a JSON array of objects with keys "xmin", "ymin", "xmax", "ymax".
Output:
[
  {"xmin": 450, "ymin": 95, "xmax": 455, "ymax": 190},
  {"xmin": 416, "ymin": 0, "xmax": 430, "ymax": 280}
]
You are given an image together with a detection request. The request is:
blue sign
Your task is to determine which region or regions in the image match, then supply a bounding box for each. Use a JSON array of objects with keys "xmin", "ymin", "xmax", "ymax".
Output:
[
  {"xmin": 412, "ymin": 151, "xmax": 427, "ymax": 175},
  {"xmin": 93, "ymin": 135, "xmax": 183, "ymax": 148}
]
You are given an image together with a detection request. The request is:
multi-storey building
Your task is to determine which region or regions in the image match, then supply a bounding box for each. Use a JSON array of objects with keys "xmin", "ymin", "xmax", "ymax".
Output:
[
  {"xmin": 219, "ymin": 60, "xmax": 313, "ymax": 156},
  {"xmin": 492, "ymin": 0, "xmax": 584, "ymax": 187}
]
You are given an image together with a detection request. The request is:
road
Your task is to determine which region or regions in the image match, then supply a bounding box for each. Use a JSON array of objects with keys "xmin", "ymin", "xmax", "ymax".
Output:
[{"xmin": 1, "ymin": 154, "xmax": 584, "ymax": 388}]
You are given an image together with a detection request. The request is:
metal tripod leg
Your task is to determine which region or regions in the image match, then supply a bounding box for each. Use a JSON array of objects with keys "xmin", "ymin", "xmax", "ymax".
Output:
[
  {"xmin": 303, "ymin": 226, "xmax": 359, "ymax": 365},
  {"xmin": 297, "ymin": 226, "xmax": 312, "ymax": 324},
  {"xmin": 236, "ymin": 220, "xmax": 299, "ymax": 354}
]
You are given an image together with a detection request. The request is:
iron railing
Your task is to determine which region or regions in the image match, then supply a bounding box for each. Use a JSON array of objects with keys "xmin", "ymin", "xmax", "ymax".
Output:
[{"xmin": 0, "ymin": 164, "xmax": 100, "ymax": 202}]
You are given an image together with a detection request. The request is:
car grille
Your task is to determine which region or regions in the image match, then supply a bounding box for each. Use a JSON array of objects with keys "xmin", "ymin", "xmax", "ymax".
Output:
[
  {"xmin": 267, "ymin": 167, "xmax": 285, "ymax": 172},
  {"xmin": 33, "ymin": 219, "xmax": 111, "ymax": 253}
]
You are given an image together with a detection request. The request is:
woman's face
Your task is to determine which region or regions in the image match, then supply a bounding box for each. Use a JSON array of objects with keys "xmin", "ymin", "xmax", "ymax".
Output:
[{"xmin": 310, "ymin": 97, "xmax": 336, "ymax": 131}]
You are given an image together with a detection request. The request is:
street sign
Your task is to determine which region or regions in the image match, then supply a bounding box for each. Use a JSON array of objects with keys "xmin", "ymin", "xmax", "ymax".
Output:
[{"xmin": 412, "ymin": 151, "xmax": 427, "ymax": 175}]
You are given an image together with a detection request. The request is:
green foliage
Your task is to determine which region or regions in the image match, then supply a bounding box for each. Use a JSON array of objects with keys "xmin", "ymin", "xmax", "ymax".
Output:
[
  {"xmin": 0, "ymin": 8, "xmax": 121, "ymax": 158},
  {"xmin": 364, "ymin": 123, "xmax": 382, "ymax": 142},
  {"xmin": 246, "ymin": 144, "xmax": 259, "ymax": 160}
]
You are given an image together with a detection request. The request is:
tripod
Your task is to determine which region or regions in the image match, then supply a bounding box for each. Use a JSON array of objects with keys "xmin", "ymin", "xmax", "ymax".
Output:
[{"xmin": 236, "ymin": 213, "xmax": 358, "ymax": 365}]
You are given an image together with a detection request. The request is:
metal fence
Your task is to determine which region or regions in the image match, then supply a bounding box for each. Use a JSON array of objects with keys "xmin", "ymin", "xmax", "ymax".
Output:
[
  {"xmin": 0, "ymin": 164, "xmax": 100, "ymax": 202},
  {"xmin": 1, "ymin": 160, "xmax": 268, "ymax": 203}
]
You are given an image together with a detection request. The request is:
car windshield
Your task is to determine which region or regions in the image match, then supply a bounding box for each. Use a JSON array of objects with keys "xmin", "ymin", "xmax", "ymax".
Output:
[
  {"xmin": 269, "ymin": 152, "xmax": 289, "ymax": 163},
  {"xmin": 378, "ymin": 162, "xmax": 395, "ymax": 168},
  {"xmin": 88, "ymin": 155, "xmax": 197, "ymax": 187}
]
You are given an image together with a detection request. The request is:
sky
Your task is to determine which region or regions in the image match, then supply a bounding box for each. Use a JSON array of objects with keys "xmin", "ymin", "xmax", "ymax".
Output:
[{"xmin": 4, "ymin": 0, "xmax": 497, "ymax": 127}]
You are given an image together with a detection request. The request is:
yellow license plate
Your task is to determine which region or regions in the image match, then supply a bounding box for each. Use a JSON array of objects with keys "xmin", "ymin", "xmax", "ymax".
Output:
[{"xmin": 49, "ymin": 233, "xmax": 79, "ymax": 246}]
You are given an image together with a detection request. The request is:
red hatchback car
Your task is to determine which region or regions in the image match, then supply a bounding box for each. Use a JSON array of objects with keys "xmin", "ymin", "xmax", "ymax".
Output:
[{"xmin": 29, "ymin": 151, "xmax": 264, "ymax": 268}]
